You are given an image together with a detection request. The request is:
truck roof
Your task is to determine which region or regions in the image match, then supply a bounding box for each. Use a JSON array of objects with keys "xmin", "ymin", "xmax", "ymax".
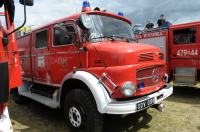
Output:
[
  {"xmin": 170, "ymin": 21, "xmax": 200, "ymax": 29},
  {"xmin": 31, "ymin": 11, "xmax": 132, "ymax": 32}
]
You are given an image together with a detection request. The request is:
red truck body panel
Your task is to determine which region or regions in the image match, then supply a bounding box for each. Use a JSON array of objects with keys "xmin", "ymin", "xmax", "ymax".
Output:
[{"xmin": 0, "ymin": 2, "xmax": 22, "ymax": 131}]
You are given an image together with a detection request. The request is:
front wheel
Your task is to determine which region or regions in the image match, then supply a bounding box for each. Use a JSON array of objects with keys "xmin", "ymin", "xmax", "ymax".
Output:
[{"xmin": 64, "ymin": 89, "xmax": 103, "ymax": 132}]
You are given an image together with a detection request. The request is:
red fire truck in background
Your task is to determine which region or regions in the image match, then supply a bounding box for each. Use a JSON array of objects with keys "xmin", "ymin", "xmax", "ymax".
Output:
[
  {"xmin": 135, "ymin": 22, "xmax": 200, "ymax": 87},
  {"xmin": 14, "ymin": 1, "xmax": 173, "ymax": 132},
  {"xmin": 0, "ymin": 0, "xmax": 33, "ymax": 131}
]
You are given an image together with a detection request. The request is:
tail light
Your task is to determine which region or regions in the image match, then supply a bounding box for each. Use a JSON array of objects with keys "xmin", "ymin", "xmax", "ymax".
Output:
[
  {"xmin": 0, "ymin": 105, "xmax": 3, "ymax": 115},
  {"xmin": 0, "ymin": 103, "xmax": 7, "ymax": 115}
]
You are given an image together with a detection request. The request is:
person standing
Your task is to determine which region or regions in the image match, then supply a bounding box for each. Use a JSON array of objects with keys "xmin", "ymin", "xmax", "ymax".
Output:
[
  {"xmin": 145, "ymin": 20, "xmax": 154, "ymax": 29},
  {"xmin": 157, "ymin": 14, "xmax": 165, "ymax": 28}
]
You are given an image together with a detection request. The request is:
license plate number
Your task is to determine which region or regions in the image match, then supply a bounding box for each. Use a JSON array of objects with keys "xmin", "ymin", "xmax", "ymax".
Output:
[{"xmin": 136, "ymin": 98, "xmax": 155, "ymax": 111}]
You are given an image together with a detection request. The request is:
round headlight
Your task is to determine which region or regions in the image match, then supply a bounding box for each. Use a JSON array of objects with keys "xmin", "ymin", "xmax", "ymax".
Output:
[
  {"xmin": 121, "ymin": 82, "xmax": 136, "ymax": 97},
  {"xmin": 80, "ymin": 14, "xmax": 92, "ymax": 29}
]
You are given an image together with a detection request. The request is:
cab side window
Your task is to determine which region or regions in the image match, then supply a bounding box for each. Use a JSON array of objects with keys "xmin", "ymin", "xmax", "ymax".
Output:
[
  {"xmin": 53, "ymin": 24, "xmax": 76, "ymax": 46},
  {"xmin": 35, "ymin": 30, "xmax": 48, "ymax": 49},
  {"xmin": 173, "ymin": 28, "xmax": 196, "ymax": 45}
]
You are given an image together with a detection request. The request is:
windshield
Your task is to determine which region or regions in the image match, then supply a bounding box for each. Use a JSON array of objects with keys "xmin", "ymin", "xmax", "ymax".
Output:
[{"xmin": 88, "ymin": 14, "xmax": 134, "ymax": 42}]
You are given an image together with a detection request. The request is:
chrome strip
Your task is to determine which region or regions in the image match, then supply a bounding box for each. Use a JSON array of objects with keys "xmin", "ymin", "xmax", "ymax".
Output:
[
  {"xmin": 50, "ymin": 51, "xmax": 79, "ymax": 55},
  {"xmin": 32, "ymin": 80, "xmax": 61, "ymax": 87},
  {"xmin": 136, "ymin": 65, "xmax": 158, "ymax": 72},
  {"xmin": 137, "ymin": 76, "xmax": 153, "ymax": 81}
]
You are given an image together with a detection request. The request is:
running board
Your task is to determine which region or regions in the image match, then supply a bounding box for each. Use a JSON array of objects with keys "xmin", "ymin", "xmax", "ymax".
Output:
[{"xmin": 19, "ymin": 91, "xmax": 59, "ymax": 109}]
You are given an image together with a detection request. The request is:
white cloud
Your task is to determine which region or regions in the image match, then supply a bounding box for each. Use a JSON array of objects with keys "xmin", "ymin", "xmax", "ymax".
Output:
[
  {"xmin": 13, "ymin": 0, "xmax": 200, "ymax": 29},
  {"xmin": 15, "ymin": 0, "xmax": 80, "ymax": 28}
]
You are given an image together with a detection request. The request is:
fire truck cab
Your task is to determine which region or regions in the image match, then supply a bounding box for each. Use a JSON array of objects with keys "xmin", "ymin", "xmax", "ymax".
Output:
[
  {"xmin": 15, "ymin": 2, "xmax": 173, "ymax": 132},
  {"xmin": 135, "ymin": 22, "xmax": 200, "ymax": 87}
]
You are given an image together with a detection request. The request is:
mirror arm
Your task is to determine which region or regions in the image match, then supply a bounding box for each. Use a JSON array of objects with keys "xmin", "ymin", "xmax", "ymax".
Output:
[{"xmin": 5, "ymin": 0, "xmax": 27, "ymax": 37}]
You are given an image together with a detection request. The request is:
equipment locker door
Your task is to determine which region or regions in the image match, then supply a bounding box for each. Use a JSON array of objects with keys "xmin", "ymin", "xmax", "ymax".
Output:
[
  {"xmin": 49, "ymin": 22, "xmax": 80, "ymax": 85},
  {"xmin": 32, "ymin": 28, "xmax": 51, "ymax": 84},
  {"xmin": 170, "ymin": 26, "xmax": 199, "ymax": 84}
]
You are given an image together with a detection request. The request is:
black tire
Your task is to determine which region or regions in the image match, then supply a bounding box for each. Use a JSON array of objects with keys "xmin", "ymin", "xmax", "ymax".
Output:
[
  {"xmin": 11, "ymin": 88, "xmax": 27, "ymax": 104},
  {"xmin": 64, "ymin": 89, "xmax": 103, "ymax": 132}
]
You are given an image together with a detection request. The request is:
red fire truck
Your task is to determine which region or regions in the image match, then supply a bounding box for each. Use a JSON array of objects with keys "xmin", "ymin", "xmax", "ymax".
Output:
[
  {"xmin": 135, "ymin": 22, "xmax": 200, "ymax": 87},
  {"xmin": 0, "ymin": 0, "xmax": 33, "ymax": 131},
  {"xmin": 14, "ymin": 1, "xmax": 173, "ymax": 132}
]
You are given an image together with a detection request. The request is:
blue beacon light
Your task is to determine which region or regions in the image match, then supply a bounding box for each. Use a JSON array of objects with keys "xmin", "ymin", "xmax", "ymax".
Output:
[
  {"xmin": 82, "ymin": 1, "xmax": 91, "ymax": 12},
  {"xmin": 118, "ymin": 12, "xmax": 124, "ymax": 16}
]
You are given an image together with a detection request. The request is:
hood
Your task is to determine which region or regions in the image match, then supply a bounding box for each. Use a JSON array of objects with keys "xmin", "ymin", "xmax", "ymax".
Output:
[{"xmin": 88, "ymin": 41, "xmax": 163, "ymax": 67}]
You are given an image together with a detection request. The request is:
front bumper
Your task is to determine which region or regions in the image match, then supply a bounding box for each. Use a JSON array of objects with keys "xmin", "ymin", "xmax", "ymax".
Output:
[
  {"xmin": 105, "ymin": 84, "xmax": 173, "ymax": 114},
  {"xmin": 0, "ymin": 107, "xmax": 13, "ymax": 132}
]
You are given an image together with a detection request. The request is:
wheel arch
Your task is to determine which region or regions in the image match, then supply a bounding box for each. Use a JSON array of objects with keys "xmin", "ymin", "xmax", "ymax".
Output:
[{"xmin": 59, "ymin": 71, "xmax": 111, "ymax": 113}]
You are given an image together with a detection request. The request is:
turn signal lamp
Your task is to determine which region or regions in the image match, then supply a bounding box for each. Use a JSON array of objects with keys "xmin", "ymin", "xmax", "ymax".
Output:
[
  {"xmin": 82, "ymin": 1, "xmax": 91, "ymax": 12},
  {"xmin": 137, "ymin": 82, "xmax": 145, "ymax": 89}
]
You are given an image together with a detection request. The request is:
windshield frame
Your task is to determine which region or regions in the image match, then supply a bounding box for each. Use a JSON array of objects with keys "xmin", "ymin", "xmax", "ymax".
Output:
[{"xmin": 83, "ymin": 12, "xmax": 135, "ymax": 43}]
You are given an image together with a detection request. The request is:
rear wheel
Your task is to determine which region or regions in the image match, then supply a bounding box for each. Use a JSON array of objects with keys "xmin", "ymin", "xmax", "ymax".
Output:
[{"xmin": 64, "ymin": 89, "xmax": 103, "ymax": 132}]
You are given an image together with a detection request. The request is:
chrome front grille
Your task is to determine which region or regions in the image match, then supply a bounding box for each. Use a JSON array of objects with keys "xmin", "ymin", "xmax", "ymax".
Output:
[
  {"xmin": 138, "ymin": 52, "xmax": 154, "ymax": 61},
  {"xmin": 136, "ymin": 65, "xmax": 165, "ymax": 88}
]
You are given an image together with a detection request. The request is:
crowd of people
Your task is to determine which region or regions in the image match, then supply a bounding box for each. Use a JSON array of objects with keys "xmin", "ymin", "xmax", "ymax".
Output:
[{"xmin": 145, "ymin": 14, "xmax": 171, "ymax": 30}]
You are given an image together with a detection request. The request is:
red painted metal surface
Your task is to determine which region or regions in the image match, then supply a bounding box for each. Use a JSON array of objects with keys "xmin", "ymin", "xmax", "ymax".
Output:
[
  {"xmin": 0, "ymin": 3, "xmax": 21, "ymax": 121},
  {"xmin": 17, "ymin": 11, "xmax": 165, "ymax": 99},
  {"xmin": 0, "ymin": 9, "xmax": 22, "ymax": 88}
]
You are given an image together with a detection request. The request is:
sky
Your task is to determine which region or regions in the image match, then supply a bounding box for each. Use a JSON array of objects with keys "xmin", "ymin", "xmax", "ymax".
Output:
[{"xmin": 13, "ymin": 0, "xmax": 200, "ymax": 29}]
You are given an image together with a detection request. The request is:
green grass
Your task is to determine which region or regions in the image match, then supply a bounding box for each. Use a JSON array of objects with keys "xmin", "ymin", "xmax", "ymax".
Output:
[{"xmin": 9, "ymin": 86, "xmax": 200, "ymax": 132}]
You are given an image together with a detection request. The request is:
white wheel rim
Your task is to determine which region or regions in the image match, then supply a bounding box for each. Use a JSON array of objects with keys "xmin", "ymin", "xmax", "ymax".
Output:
[{"xmin": 69, "ymin": 106, "xmax": 82, "ymax": 127}]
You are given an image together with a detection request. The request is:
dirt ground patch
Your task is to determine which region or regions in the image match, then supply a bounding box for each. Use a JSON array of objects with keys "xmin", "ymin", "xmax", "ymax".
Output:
[{"xmin": 9, "ymin": 86, "xmax": 200, "ymax": 132}]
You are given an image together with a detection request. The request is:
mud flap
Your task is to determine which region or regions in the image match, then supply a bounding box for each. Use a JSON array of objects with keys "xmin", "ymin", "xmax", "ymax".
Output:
[{"xmin": 0, "ymin": 62, "xmax": 9, "ymax": 105}]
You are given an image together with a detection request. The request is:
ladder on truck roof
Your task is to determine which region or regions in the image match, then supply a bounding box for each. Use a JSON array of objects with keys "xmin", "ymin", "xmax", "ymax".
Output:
[{"xmin": 134, "ymin": 27, "xmax": 169, "ymax": 35}]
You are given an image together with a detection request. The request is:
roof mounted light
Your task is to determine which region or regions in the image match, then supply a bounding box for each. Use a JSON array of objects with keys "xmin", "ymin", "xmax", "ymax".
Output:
[
  {"xmin": 82, "ymin": 1, "xmax": 91, "ymax": 12},
  {"xmin": 118, "ymin": 12, "xmax": 124, "ymax": 16}
]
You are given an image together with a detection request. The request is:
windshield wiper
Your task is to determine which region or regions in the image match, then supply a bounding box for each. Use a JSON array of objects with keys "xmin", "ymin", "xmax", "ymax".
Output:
[
  {"xmin": 111, "ymin": 35, "xmax": 135, "ymax": 42},
  {"xmin": 91, "ymin": 35, "xmax": 136, "ymax": 42},
  {"xmin": 91, "ymin": 36, "xmax": 116, "ymax": 41}
]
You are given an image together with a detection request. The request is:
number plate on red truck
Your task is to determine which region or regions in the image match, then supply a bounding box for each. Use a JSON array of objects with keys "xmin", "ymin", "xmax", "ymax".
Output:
[{"xmin": 136, "ymin": 98, "xmax": 155, "ymax": 111}]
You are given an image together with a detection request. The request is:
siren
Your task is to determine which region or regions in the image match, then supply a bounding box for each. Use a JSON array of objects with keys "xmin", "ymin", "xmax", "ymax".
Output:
[
  {"xmin": 82, "ymin": 1, "xmax": 91, "ymax": 12},
  {"xmin": 118, "ymin": 12, "xmax": 124, "ymax": 16}
]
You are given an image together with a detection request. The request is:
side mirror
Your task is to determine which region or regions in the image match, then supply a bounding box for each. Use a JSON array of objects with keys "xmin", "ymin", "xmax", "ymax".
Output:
[
  {"xmin": 6, "ymin": 0, "xmax": 34, "ymax": 37},
  {"xmin": 80, "ymin": 14, "xmax": 92, "ymax": 29},
  {"xmin": 19, "ymin": 0, "xmax": 34, "ymax": 6}
]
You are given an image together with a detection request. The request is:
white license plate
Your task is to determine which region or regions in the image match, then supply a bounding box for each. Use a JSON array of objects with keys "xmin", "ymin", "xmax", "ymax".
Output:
[{"xmin": 136, "ymin": 98, "xmax": 155, "ymax": 111}]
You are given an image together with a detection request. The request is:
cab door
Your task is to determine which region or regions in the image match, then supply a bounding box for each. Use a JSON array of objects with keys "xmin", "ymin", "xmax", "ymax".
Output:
[
  {"xmin": 49, "ymin": 21, "xmax": 80, "ymax": 85},
  {"xmin": 170, "ymin": 26, "xmax": 198, "ymax": 84},
  {"xmin": 32, "ymin": 28, "xmax": 51, "ymax": 84}
]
